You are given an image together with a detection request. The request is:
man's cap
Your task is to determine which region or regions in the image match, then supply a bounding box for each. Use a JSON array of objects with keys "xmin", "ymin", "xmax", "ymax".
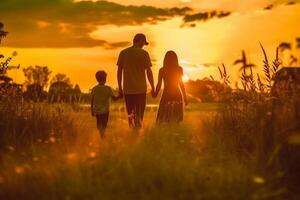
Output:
[{"xmin": 133, "ymin": 33, "xmax": 149, "ymax": 45}]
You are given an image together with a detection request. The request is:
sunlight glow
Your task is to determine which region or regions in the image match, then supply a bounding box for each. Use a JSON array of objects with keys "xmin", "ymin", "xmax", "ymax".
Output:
[{"xmin": 182, "ymin": 74, "xmax": 190, "ymax": 82}]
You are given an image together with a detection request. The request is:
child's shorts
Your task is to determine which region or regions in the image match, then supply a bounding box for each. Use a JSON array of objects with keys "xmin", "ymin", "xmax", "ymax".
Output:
[{"xmin": 96, "ymin": 112, "xmax": 109, "ymax": 130}]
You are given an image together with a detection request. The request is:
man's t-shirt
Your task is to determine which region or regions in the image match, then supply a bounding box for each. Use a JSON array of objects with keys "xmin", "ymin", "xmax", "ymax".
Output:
[
  {"xmin": 117, "ymin": 46, "xmax": 152, "ymax": 94},
  {"xmin": 91, "ymin": 84, "xmax": 114, "ymax": 114}
]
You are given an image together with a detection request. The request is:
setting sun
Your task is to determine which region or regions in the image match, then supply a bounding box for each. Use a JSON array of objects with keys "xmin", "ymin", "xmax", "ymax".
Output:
[{"xmin": 182, "ymin": 74, "xmax": 190, "ymax": 82}]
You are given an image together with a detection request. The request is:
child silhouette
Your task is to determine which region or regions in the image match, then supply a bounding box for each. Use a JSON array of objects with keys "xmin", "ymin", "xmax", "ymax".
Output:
[{"xmin": 91, "ymin": 71, "xmax": 120, "ymax": 138}]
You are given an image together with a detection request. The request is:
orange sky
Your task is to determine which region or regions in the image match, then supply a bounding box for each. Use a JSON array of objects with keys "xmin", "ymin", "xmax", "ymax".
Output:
[{"xmin": 1, "ymin": 0, "xmax": 300, "ymax": 91}]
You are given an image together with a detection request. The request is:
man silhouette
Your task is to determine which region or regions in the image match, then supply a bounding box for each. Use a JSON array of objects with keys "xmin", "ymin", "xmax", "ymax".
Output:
[{"xmin": 117, "ymin": 33, "xmax": 155, "ymax": 129}]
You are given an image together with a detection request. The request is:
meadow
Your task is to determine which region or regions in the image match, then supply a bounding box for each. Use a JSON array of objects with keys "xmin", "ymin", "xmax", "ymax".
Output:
[{"xmin": 1, "ymin": 99, "xmax": 299, "ymax": 200}]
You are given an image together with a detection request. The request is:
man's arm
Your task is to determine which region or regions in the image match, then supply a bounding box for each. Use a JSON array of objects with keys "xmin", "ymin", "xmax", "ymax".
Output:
[
  {"xmin": 117, "ymin": 51, "xmax": 124, "ymax": 98},
  {"xmin": 117, "ymin": 64, "xmax": 123, "ymax": 98},
  {"xmin": 111, "ymin": 95, "xmax": 120, "ymax": 101},
  {"xmin": 144, "ymin": 52, "xmax": 155, "ymax": 96},
  {"xmin": 110, "ymin": 87, "xmax": 120, "ymax": 101},
  {"xmin": 154, "ymin": 69, "xmax": 163, "ymax": 98},
  {"xmin": 179, "ymin": 80, "xmax": 188, "ymax": 106},
  {"xmin": 146, "ymin": 68, "xmax": 155, "ymax": 96}
]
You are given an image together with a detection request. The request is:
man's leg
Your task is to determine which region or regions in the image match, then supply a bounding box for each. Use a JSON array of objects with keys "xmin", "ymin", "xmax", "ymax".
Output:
[
  {"xmin": 135, "ymin": 94, "xmax": 146, "ymax": 128},
  {"xmin": 125, "ymin": 95, "xmax": 135, "ymax": 128}
]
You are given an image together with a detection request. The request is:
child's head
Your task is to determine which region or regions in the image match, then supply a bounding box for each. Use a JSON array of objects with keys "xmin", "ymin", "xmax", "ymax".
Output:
[{"xmin": 95, "ymin": 70, "xmax": 107, "ymax": 84}]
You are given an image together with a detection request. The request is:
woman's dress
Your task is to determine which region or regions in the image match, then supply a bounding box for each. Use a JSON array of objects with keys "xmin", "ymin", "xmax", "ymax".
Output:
[{"xmin": 156, "ymin": 66, "xmax": 184, "ymax": 124}]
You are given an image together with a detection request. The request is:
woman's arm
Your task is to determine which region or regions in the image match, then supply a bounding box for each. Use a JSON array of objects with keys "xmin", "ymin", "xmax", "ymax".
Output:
[
  {"xmin": 179, "ymin": 80, "xmax": 188, "ymax": 106},
  {"xmin": 154, "ymin": 69, "xmax": 163, "ymax": 97},
  {"xmin": 179, "ymin": 68, "xmax": 188, "ymax": 106}
]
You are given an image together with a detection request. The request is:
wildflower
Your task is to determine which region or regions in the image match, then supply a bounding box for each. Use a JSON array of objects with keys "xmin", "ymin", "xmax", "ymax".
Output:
[
  {"xmin": 33, "ymin": 156, "xmax": 39, "ymax": 162},
  {"xmin": 15, "ymin": 166, "xmax": 25, "ymax": 174},
  {"xmin": 7, "ymin": 145, "xmax": 15, "ymax": 152},
  {"xmin": 88, "ymin": 151, "xmax": 97, "ymax": 159},
  {"xmin": 253, "ymin": 176, "xmax": 265, "ymax": 184},
  {"xmin": 66, "ymin": 153, "xmax": 77, "ymax": 161},
  {"xmin": 49, "ymin": 137, "xmax": 56, "ymax": 143}
]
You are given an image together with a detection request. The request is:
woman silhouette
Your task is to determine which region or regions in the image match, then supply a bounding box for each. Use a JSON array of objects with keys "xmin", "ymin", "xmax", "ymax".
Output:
[{"xmin": 154, "ymin": 51, "xmax": 188, "ymax": 124}]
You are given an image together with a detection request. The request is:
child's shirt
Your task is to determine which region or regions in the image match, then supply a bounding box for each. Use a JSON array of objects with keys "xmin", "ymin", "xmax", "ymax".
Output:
[{"xmin": 91, "ymin": 84, "xmax": 114, "ymax": 114}]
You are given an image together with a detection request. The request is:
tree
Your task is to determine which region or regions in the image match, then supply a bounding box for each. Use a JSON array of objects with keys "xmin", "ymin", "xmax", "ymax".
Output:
[
  {"xmin": 0, "ymin": 22, "xmax": 8, "ymax": 44},
  {"xmin": 1, "ymin": 23, "xmax": 19, "ymax": 76},
  {"xmin": 23, "ymin": 66, "xmax": 52, "ymax": 89},
  {"xmin": 48, "ymin": 74, "xmax": 80, "ymax": 103},
  {"xmin": 48, "ymin": 81, "xmax": 72, "ymax": 103},
  {"xmin": 22, "ymin": 66, "xmax": 51, "ymax": 101},
  {"xmin": 0, "ymin": 22, "xmax": 22, "ymax": 99},
  {"xmin": 73, "ymin": 84, "xmax": 81, "ymax": 94},
  {"xmin": 51, "ymin": 73, "xmax": 71, "ymax": 85},
  {"xmin": 185, "ymin": 78, "xmax": 231, "ymax": 102},
  {"xmin": 23, "ymin": 83, "xmax": 46, "ymax": 102}
]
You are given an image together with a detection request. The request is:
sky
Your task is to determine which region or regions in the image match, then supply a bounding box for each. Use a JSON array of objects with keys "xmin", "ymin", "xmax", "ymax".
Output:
[{"xmin": 1, "ymin": 0, "xmax": 300, "ymax": 91}]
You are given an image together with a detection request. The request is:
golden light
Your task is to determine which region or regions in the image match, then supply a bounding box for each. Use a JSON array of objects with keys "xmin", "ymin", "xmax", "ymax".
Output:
[{"xmin": 182, "ymin": 74, "xmax": 190, "ymax": 82}]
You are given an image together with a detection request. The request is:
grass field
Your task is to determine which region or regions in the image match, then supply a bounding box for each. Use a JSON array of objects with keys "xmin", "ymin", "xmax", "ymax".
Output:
[{"xmin": 1, "ymin": 102, "xmax": 292, "ymax": 200}]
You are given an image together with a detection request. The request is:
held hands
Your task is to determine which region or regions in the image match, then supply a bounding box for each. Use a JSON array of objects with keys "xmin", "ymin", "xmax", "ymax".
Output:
[
  {"xmin": 184, "ymin": 98, "xmax": 189, "ymax": 106},
  {"xmin": 151, "ymin": 88, "xmax": 157, "ymax": 98},
  {"xmin": 118, "ymin": 88, "xmax": 124, "ymax": 99}
]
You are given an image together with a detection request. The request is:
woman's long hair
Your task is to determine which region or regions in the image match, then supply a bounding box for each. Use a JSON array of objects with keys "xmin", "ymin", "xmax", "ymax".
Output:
[{"xmin": 163, "ymin": 51, "xmax": 179, "ymax": 69}]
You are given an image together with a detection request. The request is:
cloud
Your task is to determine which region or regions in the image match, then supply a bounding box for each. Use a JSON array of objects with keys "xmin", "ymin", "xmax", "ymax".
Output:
[
  {"xmin": 273, "ymin": 0, "xmax": 299, "ymax": 5},
  {"xmin": 104, "ymin": 41, "xmax": 131, "ymax": 50},
  {"xmin": 181, "ymin": 11, "xmax": 231, "ymax": 27},
  {"xmin": 0, "ymin": 0, "xmax": 192, "ymax": 48},
  {"xmin": 179, "ymin": 59, "xmax": 216, "ymax": 71},
  {"xmin": 264, "ymin": 4, "xmax": 274, "ymax": 10},
  {"xmin": 264, "ymin": 0, "xmax": 298, "ymax": 10}
]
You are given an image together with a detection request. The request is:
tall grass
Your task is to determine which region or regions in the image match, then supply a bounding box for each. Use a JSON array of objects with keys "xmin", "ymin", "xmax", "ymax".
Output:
[
  {"xmin": 0, "ymin": 95, "xmax": 80, "ymax": 149},
  {"xmin": 209, "ymin": 45, "xmax": 300, "ymax": 199},
  {"xmin": 0, "ymin": 123, "xmax": 284, "ymax": 200}
]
